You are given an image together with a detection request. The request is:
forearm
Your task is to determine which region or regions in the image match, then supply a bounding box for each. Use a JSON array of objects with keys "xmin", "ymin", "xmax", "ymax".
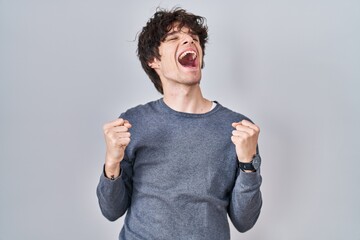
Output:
[
  {"xmin": 228, "ymin": 170, "xmax": 262, "ymax": 232},
  {"xmin": 96, "ymin": 167, "xmax": 131, "ymax": 221}
]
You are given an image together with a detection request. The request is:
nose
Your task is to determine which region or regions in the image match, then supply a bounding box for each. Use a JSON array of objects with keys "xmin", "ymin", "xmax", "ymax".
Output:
[{"xmin": 181, "ymin": 34, "xmax": 194, "ymax": 45}]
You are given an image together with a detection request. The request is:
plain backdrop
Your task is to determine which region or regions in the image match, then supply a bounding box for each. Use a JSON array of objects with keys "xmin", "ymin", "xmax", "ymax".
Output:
[{"xmin": 1, "ymin": 0, "xmax": 360, "ymax": 239}]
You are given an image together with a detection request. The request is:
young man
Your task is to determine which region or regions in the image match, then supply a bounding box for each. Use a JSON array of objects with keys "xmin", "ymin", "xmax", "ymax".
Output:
[{"xmin": 97, "ymin": 8, "xmax": 262, "ymax": 240}]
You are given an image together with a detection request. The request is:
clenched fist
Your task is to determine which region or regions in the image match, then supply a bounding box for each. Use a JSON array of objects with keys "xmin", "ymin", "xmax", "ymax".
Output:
[
  {"xmin": 103, "ymin": 118, "xmax": 132, "ymax": 178},
  {"xmin": 231, "ymin": 119, "xmax": 260, "ymax": 163}
]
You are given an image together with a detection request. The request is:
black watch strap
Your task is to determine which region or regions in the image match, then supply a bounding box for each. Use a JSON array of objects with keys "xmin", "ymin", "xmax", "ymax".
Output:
[
  {"xmin": 239, "ymin": 154, "xmax": 261, "ymax": 172},
  {"xmin": 239, "ymin": 161, "xmax": 256, "ymax": 171}
]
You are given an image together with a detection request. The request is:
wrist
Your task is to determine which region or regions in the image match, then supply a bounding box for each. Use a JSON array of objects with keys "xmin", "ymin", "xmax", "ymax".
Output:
[
  {"xmin": 238, "ymin": 157, "xmax": 253, "ymax": 163},
  {"xmin": 104, "ymin": 162, "xmax": 121, "ymax": 180},
  {"xmin": 238, "ymin": 154, "xmax": 261, "ymax": 172}
]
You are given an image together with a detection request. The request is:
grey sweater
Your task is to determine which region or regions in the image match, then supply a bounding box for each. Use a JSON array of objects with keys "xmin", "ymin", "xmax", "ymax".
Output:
[{"xmin": 97, "ymin": 99, "xmax": 262, "ymax": 240}]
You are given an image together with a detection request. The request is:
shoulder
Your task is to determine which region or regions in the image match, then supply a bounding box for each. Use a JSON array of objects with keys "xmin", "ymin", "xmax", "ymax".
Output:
[
  {"xmin": 215, "ymin": 102, "xmax": 253, "ymax": 123},
  {"xmin": 119, "ymin": 99, "xmax": 161, "ymax": 123}
]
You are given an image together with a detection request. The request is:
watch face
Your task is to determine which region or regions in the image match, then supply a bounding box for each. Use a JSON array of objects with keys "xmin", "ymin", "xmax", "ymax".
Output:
[{"xmin": 252, "ymin": 155, "xmax": 261, "ymax": 170}]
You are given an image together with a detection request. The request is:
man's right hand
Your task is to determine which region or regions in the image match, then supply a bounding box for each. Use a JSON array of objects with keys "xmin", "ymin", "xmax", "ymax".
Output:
[{"xmin": 103, "ymin": 118, "xmax": 132, "ymax": 179}]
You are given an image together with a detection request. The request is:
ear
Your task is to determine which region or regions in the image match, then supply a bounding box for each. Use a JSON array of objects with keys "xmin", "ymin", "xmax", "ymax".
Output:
[{"xmin": 148, "ymin": 58, "xmax": 160, "ymax": 69}]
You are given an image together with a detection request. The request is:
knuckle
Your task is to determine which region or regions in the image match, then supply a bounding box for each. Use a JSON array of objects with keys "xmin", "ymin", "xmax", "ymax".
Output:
[
  {"xmin": 120, "ymin": 132, "xmax": 130, "ymax": 138},
  {"xmin": 108, "ymin": 132, "xmax": 116, "ymax": 139},
  {"xmin": 104, "ymin": 128, "xmax": 112, "ymax": 135},
  {"xmin": 103, "ymin": 125, "xmax": 109, "ymax": 132},
  {"xmin": 238, "ymin": 135, "xmax": 246, "ymax": 141}
]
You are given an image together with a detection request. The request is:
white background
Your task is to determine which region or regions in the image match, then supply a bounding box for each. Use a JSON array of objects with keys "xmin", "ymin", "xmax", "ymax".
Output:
[{"xmin": 1, "ymin": 0, "xmax": 360, "ymax": 239}]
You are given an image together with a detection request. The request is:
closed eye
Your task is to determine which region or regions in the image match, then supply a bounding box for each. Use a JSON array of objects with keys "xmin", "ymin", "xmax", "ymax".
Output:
[
  {"xmin": 164, "ymin": 32, "xmax": 199, "ymax": 42},
  {"xmin": 191, "ymin": 34, "xmax": 199, "ymax": 42},
  {"xmin": 167, "ymin": 37, "xmax": 178, "ymax": 41},
  {"xmin": 164, "ymin": 32, "xmax": 180, "ymax": 42}
]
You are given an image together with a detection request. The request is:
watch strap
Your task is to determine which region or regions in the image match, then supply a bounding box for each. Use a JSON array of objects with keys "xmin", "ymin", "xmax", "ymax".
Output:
[{"xmin": 239, "ymin": 161, "xmax": 256, "ymax": 171}]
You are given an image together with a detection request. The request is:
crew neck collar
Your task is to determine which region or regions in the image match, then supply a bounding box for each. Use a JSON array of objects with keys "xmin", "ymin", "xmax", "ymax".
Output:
[{"xmin": 158, "ymin": 98, "xmax": 220, "ymax": 118}]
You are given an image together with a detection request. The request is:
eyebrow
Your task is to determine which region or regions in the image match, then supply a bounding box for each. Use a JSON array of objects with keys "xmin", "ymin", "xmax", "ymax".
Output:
[
  {"xmin": 164, "ymin": 31, "xmax": 179, "ymax": 39},
  {"xmin": 163, "ymin": 30, "xmax": 198, "ymax": 41}
]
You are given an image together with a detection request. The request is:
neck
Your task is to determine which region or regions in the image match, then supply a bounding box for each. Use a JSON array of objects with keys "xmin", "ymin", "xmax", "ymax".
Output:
[{"xmin": 163, "ymin": 84, "xmax": 212, "ymax": 114}]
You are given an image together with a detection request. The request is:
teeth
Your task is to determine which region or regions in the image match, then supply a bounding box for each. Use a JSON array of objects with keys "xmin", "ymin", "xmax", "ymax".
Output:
[{"xmin": 179, "ymin": 50, "xmax": 197, "ymax": 60}]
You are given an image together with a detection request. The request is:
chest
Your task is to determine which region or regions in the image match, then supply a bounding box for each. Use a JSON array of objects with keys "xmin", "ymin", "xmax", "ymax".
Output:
[{"xmin": 126, "ymin": 119, "xmax": 239, "ymax": 195}]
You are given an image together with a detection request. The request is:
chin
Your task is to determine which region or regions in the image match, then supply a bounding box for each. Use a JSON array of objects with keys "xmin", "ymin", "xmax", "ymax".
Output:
[
  {"xmin": 183, "ymin": 72, "xmax": 201, "ymax": 84},
  {"xmin": 184, "ymin": 78, "xmax": 201, "ymax": 87}
]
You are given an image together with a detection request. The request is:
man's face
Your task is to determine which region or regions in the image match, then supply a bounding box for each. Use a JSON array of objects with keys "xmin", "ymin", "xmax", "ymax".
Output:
[{"xmin": 149, "ymin": 25, "xmax": 203, "ymax": 90}]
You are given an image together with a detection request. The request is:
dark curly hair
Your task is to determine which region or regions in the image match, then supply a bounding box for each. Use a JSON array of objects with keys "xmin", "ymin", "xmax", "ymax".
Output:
[{"xmin": 137, "ymin": 8, "xmax": 208, "ymax": 94}]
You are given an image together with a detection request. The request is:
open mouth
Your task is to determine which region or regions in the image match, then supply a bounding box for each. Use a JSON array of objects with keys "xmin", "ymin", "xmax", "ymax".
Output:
[{"xmin": 178, "ymin": 50, "xmax": 197, "ymax": 68}]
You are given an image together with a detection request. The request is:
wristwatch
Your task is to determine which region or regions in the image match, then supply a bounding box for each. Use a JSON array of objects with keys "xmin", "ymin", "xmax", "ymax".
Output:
[{"xmin": 239, "ymin": 154, "xmax": 261, "ymax": 171}]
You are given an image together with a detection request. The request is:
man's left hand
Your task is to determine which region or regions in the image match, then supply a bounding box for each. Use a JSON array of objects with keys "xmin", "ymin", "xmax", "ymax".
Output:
[{"xmin": 231, "ymin": 120, "xmax": 260, "ymax": 163}]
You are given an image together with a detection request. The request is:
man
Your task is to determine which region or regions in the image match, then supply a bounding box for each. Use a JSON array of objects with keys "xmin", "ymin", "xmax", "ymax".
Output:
[{"xmin": 97, "ymin": 8, "xmax": 262, "ymax": 240}]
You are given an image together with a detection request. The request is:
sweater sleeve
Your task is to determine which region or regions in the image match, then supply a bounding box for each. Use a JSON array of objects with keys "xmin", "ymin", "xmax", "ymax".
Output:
[
  {"xmin": 228, "ymin": 168, "xmax": 262, "ymax": 232},
  {"xmin": 96, "ymin": 159, "xmax": 133, "ymax": 221}
]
